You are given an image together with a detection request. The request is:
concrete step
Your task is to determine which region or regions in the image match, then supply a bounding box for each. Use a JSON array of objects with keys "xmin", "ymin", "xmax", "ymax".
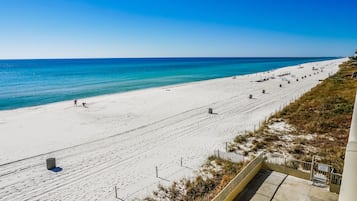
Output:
[{"xmin": 234, "ymin": 169, "xmax": 287, "ymax": 201}]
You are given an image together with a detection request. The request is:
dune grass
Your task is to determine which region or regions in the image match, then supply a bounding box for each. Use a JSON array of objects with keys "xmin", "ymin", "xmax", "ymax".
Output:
[
  {"xmin": 229, "ymin": 58, "xmax": 357, "ymax": 172},
  {"xmin": 143, "ymin": 157, "xmax": 246, "ymax": 201}
]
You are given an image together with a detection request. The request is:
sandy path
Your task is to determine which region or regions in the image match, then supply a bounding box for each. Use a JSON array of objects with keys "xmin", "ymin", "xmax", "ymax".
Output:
[{"xmin": 0, "ymin": 58, "xmax": 346, "ymax": 200}]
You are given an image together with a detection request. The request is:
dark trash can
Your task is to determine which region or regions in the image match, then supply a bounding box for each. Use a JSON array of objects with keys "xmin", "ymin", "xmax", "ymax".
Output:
[
  {"xmin": 208, "ymin": 108, "xmax": 213, "ymax": 114},
  {"xmin": 46, "ymin": 158, "xmax": 56, "ymax": 170}
]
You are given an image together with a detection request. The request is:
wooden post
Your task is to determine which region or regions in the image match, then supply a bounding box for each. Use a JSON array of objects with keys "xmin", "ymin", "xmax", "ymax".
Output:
[
  {"xmin": 283, "ymin": 153, "xmax": 287, "ymax": 174},
  {"xmin": 115, "ymin": 186, "xmax": 118, "ymax": 199},
  {"xmin": 180, "ymin": 157, "xmax": 183, "ymax": 167},
  {"xmin": 310, "ymin": 155, "xmax": 315, "ymax": 180},
  {"xmin": 156, "ymin": 166, "xmax": 158, "ymax": 178}
]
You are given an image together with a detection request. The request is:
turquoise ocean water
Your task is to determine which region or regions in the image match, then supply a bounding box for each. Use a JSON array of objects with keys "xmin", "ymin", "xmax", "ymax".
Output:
[{"xmin": 0, "ymin": 57, "xmax": 338, "ymax": 110}]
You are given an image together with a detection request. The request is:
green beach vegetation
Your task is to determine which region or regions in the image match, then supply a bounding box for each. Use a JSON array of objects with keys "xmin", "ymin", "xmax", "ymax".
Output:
[
  {"xmin": 229, "ymin": 58, "xmax": 357, "ymax": 173},
  {"xmin": 143, "ymin": 157, "xmax": 246, "ymax": 201}
]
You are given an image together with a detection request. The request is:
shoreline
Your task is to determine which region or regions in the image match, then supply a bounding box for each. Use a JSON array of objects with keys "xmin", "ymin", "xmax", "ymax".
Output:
[
  {"xmin": 0, "ymin": 58, "xmax": 342, "ymax": 113},
  {"xmin": 0, "ymin": 57, "xmax": 340, "ymax": 111},
  {"xmin": 0, "ymin": 58, "xmax": 347, "ymax": 200}
]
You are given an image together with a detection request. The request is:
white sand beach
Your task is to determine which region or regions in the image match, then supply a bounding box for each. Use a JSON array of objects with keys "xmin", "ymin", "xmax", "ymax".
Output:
[{"xmin": 0, "ymin": 58, "xmax": 347, "ymax": 200}]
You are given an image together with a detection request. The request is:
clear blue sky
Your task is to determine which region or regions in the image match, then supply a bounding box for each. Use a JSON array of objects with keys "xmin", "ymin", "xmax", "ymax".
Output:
[{"xmin": 0, "ymin": 0, "xmax": 356, "ymax": 58}]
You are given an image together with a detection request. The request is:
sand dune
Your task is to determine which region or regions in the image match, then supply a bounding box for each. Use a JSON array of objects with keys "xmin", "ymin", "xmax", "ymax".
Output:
[{"xmin": 0, "ymin": 58, "xmax": 347, "ymax": 200}]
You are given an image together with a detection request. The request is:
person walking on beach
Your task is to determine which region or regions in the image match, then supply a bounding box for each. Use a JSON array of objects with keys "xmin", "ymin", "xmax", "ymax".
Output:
[{"xmin": 74, "ymin": 99, "xmax": 77, "ymax": 106}]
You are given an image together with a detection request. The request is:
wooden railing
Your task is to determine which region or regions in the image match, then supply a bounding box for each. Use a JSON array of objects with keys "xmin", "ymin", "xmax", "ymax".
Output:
[
  {"xmin": 212, "ymin": 152, "xmax": 343, "ymax": 200},
  {"xmin": 330, "ymin": 172, "xmax": 343, "ymax": 185},
  {"xmin": 211, "ymin": 153, "xmax": 265, "ymax": 201}
]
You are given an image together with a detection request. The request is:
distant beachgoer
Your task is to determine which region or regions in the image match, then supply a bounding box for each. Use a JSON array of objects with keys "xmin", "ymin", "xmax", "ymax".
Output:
[
  {"xmin": 74, "ymin": 99, "xmax": 77, "ymax": 106},
  {"xmin": 82, "ymin": 102, "xmax": 87, "ymax": 108}
]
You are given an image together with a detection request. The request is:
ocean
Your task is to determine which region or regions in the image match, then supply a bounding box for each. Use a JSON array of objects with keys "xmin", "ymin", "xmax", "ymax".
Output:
[{"xmin": 0, "ymin": 57, "xmax": 338, "ymax": 110}]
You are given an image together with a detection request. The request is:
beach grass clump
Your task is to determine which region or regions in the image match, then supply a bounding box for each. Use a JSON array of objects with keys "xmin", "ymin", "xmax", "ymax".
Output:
[
  {"xmin": 288, "ymin": 144, "xmax": 305, "ymax": 155},
  {"xmin": 143, "ymin": 157, "xmax": 246, "ymax": 201},
  {"xmin": 233, "ymin": 135, "xmax": 247, "ymax": 144}
]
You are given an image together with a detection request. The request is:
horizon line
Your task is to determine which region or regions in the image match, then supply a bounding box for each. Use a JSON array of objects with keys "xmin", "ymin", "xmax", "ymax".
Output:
[{"xmin": 0, "ymin": 56, "xmax": 345, "ymax": 61}]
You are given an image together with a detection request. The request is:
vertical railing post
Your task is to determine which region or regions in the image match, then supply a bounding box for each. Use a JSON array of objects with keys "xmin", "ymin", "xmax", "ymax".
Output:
[
  {"xmin": 283, "ymin": 153, "xmax": 287, "ymax": 174},
  {"xmin": 329, "ymin": 168, "xmax": 334, "ymax": 185},
  {"xmin": 310, "ymin": 155, "xmax": 315, "ymax": 181}
]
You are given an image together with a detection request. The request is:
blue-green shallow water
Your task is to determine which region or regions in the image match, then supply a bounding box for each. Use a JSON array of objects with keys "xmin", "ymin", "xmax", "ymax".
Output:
[{"xmin": 0, "ymin": 57, "xmax": 338, "ymax": 110}]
